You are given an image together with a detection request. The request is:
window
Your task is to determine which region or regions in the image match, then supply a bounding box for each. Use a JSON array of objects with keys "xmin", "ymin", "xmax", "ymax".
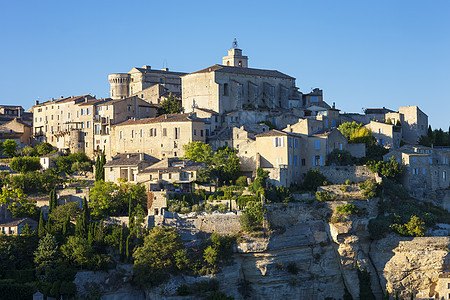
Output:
[
  {"xmin": 294, "ymin": 155, "xmax": 299, "ymax": 166},
  {"xmin": 301, "ymin": 159, "xmax": 306, "ymax": 166},
  {"xmin": 206, "ymin": 129, "xmax": 209, "ymax": 136},
  {"xmin": 85, "ymin": 142, "xmax": 89, "ymax": 147},
  {"xmin": 163, "ymin": 128, "xmax": 167, "ymax": 136},
  {"xmin": 315, "ymin": 140, "xmax": 320, "ymax": 150},
  {"xmin": 378, "ymin": 128, "xmax": 383, "ymax": 134},
  {"xmin": 200, "ymin": 130, "xmax": 204, "ymax": 137},
  {"xmin": 87, "ymin": 121, "xmax": 91, "ymax": 128},
  {"xmin": 313, "ymin": 155, "xmax": 322, "ymax": 166},
  {"xmin": 86, "ymin": 108, "xmax": 91, "ymax": 115},
  {"xmin": 289, "ymin": 154, "xmax": 292, "ymax": 165},
  {"xmin": 223, "ymin": 83, "xmax": 229, "ymax": 96},
  {"xmin": 422, "ymin": 168, "xmax": 426, "ymax": 175},
  {"xmin": 288, "ymin": 137, "xmax": 293, "ymax": 147},
  {"xmin": 168, "ymin": 173, "xmax": 172, "ymax": 179},
  {"xmin": 311, "ymin": 96, "xmax": 318, "ymax": 103},
  {"xmin": 120, "ymin": 131, "xmax": 123, "ymax": 139},
  {"xmin": 276, "ymin": 157, "xmax": 283, "ymax": 166},
  {"xmin": 332, "ymin": 120, "xmax": 337, "ymax": 127},
  {"xmin": 273, "ymin": 137, "xmax": 284, "ymax": 147},
  {"xmin": 95, "ymin": 124, "xmax": 100, "ymax": 134},
  {"xmin": 444, "ymin": 171, "xmax": 447, "ymax": 181},
  {"xmin": 174, "ymin": 128, "xmax": 180, "ymax": 139},
  {"xmin": 127, "ymin": 105, "xmax": 132, "ymax": 111},
  {"xmin": 340, "ymin": 143, "xmax": 343, "ymax": 150},
  {"xmin": 131, "ymin": 130, "xmax": 135, "ymax": 138},
  {"xmin": 140, "ymin": 129, "xmax": 144, "ymax": 137}
]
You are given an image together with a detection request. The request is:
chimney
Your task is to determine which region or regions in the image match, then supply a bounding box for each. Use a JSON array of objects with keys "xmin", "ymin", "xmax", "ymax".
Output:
[
  {"xmin": 332, "ymin": 102, "xmax": 335, "ymax": 109},
  {"xmin": 85, "ymin": 97, "xmax": 89, "ymax": 102},
  {"xmin": 164, "ymin": 115, "xmax": 168, "ymax": 119},
  {"xmin": 60, "ymin": 96, "xmax": 64, "ymax": 98},
  {"xmin": 139, "ymin": 153, "xmax": 144, "ymax": 160},
  {"xmin": 35, "ymin": 100, "xmax": 39, "ymax": 106}
]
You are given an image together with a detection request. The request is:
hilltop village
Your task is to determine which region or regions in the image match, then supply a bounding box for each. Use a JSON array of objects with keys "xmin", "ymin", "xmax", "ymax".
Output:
[{"xmin": 0, "ymin": 42, "xmax": 449, "ymax": 299}]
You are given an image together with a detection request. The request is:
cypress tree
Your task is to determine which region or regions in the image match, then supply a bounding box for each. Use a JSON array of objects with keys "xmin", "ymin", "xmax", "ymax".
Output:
[
  {"xmin": 126, "ymin": 234, "xmax": 131, "ymax": 261},
  {"xmin": 48, "ymin": 189, "xmax": 54, "ymax": 215},
  {"xmin": 88, "ymin": 223, "xmax": 94, "ymax": 246},
  {"xmin": 100, "ymin": 151, "xmax": 106, "ymax": 180},
  {"xmin": 62, "ymin": 214, "xmax": 70, "ymax": 236},
  {"xmin": 119, "ymin": 226, "xmax": 124, "ymax": 262},
  {"xmin": 38, "ymin": 210, "xmax": 45, "ymax": 237},
  {"xmin": 82, "ymin": 197, "xmax": 90, "ymax": 232},
  {"xmin": 75, "ymin": 216, "xmax": 85, "ymax": 238}
]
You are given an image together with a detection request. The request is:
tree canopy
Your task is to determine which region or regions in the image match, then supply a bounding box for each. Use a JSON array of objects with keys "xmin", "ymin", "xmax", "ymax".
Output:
[
  {"xmin": 2, "ymin": 139, "xmax": 18, "ymax": 157},
  {"xmin": 338, "ymin": 122, "xmax": 375, "ymax": 146},
  {"xmin": 158, "ymin": 94, "xmax": 181, "ymax": 115},
  {"xmin": 10, "ymin": 156, "xmax": 42, "ymax": 173}
]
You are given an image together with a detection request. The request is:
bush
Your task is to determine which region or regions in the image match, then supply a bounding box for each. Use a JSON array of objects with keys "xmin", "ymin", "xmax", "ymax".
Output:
[
  {"xmin": 359, "ymin": 180, "xmax": 377, "ymax": 199},
  {"xmin": 336, "ymin": 204, "xmax": 359, "ymax": 215},
  {"xmin": 345, "ymin": 179, "xmax": 351, "ymax": 185},
  {"xmin": 366, "ymin": 157, "xmax": 404, "ymax": 183},
  {"xmin": 327, "ymin": 149, "xmax": 357, "ymax": 166},
  {"xmin": 217, "ymin": 203, "xmax": 228, "ymax": 213},
  {"xmin": 239, "ymin": 201, "xmax": 265, "ymax": 232},
  {"xmin": 10, "ymin": 156, "xmax": 42, "ymax": 173},
  {"xmin": 340, "ymin": 185, "xmax": 349, "ymax": 192},
  {"xmin": 302, "ymin": 170, "xmax": 328, "ymax": 191},
  {"xmin": 315, "ymin": 191, "xmax": 336, "ymax": 202},
  {"xmin": 236, "ymin": 176, "xmax": 248, "ymax": 187}
]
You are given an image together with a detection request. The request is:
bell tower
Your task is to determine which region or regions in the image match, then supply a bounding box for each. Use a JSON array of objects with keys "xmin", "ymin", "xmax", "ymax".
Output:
[{"xmin": 222, "ymin": 38, "xmax": 248, "ymax": 68}]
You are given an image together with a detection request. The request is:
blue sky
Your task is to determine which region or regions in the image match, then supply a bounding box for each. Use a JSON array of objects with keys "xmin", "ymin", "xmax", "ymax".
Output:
[{"xmin": 1, "ymin": 0, "xmax": 449, "ymax": 129}]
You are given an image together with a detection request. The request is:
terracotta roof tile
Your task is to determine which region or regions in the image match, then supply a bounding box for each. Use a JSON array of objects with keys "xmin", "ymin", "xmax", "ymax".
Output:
[{"xmin": 186, "ymin": 64, "xmax": 295, "ymax": 80}]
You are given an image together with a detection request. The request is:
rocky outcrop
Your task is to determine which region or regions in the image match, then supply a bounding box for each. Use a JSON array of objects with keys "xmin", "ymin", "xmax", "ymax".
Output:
[{"xmin": 370, "ymin": 235, "xmax": 450, "ymax": 299}]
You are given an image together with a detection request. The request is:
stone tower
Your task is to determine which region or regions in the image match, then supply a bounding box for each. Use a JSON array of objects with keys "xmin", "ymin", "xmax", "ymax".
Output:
[
  {"xmin": 222, "ymin": 39, "xmax": 248, "ymax": 68},
  {"xmin": 108, "ymin": 73, "xmax": 131, "ymax": 99}
]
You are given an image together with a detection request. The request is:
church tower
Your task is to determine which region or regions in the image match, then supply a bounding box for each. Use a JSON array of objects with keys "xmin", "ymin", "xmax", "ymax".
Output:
[{"xmin": 222, "ymin": 39, "xmax": 248, "ymax": 68}]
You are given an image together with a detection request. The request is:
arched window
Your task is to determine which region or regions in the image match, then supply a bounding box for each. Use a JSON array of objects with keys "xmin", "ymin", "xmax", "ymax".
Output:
[{"xmin": 238, "ymin": 60, "xmax": 242, "ymax": 67}]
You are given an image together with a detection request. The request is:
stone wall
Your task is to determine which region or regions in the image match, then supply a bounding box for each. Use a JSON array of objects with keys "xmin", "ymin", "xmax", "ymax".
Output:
[{"xmin": 316, "ymin": 165, "xmax": 378, "ymax": 184}]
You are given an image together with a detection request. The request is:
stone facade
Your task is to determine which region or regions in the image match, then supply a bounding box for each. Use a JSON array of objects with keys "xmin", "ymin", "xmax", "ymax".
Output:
[
  {"xmin": 365, "ymin": 120, "xmax": 402, "ymax": 148},
  {"xmin": 398, "ymin": 105, "xmax": 428, "ymax": 144},
  {"xmin": 0, "ymin": 118, "xmax": 32, "ymax": 146},
  {"xmin": 32, "ymin": 95, "xmax": 156, "ymax": 158},
  {"xmin": 110, "ymin": 113, "xmax": 206, "ymax": 160},
  {"xmin": 384, "ymin": 145, "xmax": 450, "ymax": 197},
  {"xmin": 316, "ymin": 165, "xmax": 379, "ymax": 184},
  {"xmin": 109, "ymin": 66, "xmax": 187, "ymax": 103}
]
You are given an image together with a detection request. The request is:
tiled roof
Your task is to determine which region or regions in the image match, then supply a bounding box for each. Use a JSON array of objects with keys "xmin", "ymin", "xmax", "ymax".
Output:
[
  {"xmin": 194, "ymin": 107, "xmax": 219, "ymax": 115},
  {"xmin": 77, "ymin": 98, "xmax": 111, "ymax": 106},
  {"xmin": 365, "ymin": 107, "xmax": 396, "ymax": 115},
  {"xmin": 113, "ymin": 113, "xmax": 204, "ymax": 127},
  {"xmin": 255, "ymin": 129, "xmax": 302, "ymax": 138},
  {"xmin": 104, "ymin": 153, "xmax": 159, "ymax": 167},
  {"xmin": 0, "ymin": 218, "xmax": 37, "ymax": 227},
  {"xmin": 141, "ymin": 158, "xmax": 205, "ymax": 173},
  {"xmin": 131, "ymin": 67, "xmax": 187, "ymax": 76},
  {"xmin": 187, "ymin": 64, "xmax": 295, "ymax": 80}
]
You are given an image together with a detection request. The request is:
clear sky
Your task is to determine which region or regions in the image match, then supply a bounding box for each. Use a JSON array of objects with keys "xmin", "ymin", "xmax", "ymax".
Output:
[{"xmin": 1, "ymin": 0, "xmax": 449, "ymax": 130}]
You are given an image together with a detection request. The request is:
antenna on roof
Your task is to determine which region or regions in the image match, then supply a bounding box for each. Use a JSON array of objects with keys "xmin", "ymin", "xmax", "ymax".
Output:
[{"xmin": 232, "ymin": 38, "xmax": 238, "ymax": 49}]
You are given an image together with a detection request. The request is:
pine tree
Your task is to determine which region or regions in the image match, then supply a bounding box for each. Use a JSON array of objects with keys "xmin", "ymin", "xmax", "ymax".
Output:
[{"xmin": 38, "ymin": 210, "xmax": 45, "ymax": 237}]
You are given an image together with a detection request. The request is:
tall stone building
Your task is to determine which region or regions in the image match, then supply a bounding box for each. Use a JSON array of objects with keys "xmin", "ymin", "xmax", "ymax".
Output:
[
  {"xmin": 32, "ymin": 95, "xmax": 156, "ymax": 157},
  {"xmin": 108, "ymin": 66, "xmax": 187, "ymax": 104},
  {"xmin": 182, "ymin": 43, "xmax": 305, "ymax": 131}
]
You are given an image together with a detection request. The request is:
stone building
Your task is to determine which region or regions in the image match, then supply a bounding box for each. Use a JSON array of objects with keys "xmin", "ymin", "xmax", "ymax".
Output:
[
  {"xmin": 365, "ymin": 120, "xmax": 402, "ymax": 148},
  {"xmin": 181, "ymin": 44, "xmax": 304, "ymax": 131},
  {"xmin": 137, "ymin": 158, "xmax": 205, "ymax": 192},
  {"xmin": 108, "ymin": 65, "xmax": 187, "ymax": 103},
  {"xmin": 104, "ymin": 153, "xmax": 159, "ymax": 183},
  {"xmin": 110, "ymin": 113, "xmax": 206, "ymax": 160},
  {"xmin": 0, "ymin": 118, "xmax": 32, "ymax": 147},
  {"xmin": 0, "ymin": 218, "xmax": 38, "ymax": 235},
  {"xmin": 32, "ymin": 95, "xmax": 156, "ymax": 157},
  {"xmin": 384, "ymin": 145, "xmax": 450, "ymax": 197}
]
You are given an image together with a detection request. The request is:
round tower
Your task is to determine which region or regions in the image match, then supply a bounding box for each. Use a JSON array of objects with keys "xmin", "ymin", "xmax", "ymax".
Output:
[{"xmin": 108, "ymin": 73, "xmax": 131, "ymax": 99}]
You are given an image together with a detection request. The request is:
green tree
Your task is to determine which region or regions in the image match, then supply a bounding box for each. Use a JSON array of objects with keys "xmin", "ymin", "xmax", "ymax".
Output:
[
  {"xmin": 34, "ymin": 233, "xmax": 59, "ymax": 267},
  {"xmin": 61, "ymin": 236, "xmax": 92, "ymax": 268},
  {"xmin": 95, "ymin": 151, "xmax": 106, "ymax": 181},
  {"xmin": 158, "ymin": 93, "xmax": 181, "ymax": 115},
  {"xmin": 183, "ymin": 141, "xmax": 213, "ymax": 163},
  {"xmin": 133, "ymin": 226, "xmax": 185, "ymax": 287},
  {"xmin": 35, "ymin": 143, "xmax": 54, "ymax": 156},
  {"xmin": 302, "ymin": 170, "xmax": 328, "ymax": 191},
  {"xmin": 326, "ymin": 149, "xmax": 357, "ymax": 166},
  {"xmin": 2, "ymin": 139, "xmax": 18, "ymax": 157},
  {"xmin": 239, "ymin": 201, "xmax": 266, "ymax": 231},
  {"xmin": 338, "ymin": 122, "xmax": 375, "ymax": 146},
  {"xmin": 38, "ymin": 210, "xmax": 46, "ymax": 237},
  {"xmin": 9, "ymin": 156, "xmax": 42, "ymax": 174},
  {"xmin": 366, "ymin": 156, "xmax": 404, "ymax": 183}
]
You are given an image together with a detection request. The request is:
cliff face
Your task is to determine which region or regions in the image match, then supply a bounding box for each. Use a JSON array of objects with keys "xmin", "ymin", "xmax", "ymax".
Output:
[{"xmin": 76, "ymin": 201, "xmax": 450, "ymax": 299}]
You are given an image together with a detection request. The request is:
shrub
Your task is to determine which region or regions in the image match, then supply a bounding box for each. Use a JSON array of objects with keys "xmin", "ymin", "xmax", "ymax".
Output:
[
  {"xmin": 180, "ymin": 207, "xmax": 191, "ymax": 214},
  {"xmin": 239, "ymin": 201, "xmax": 265, "ymax": 232},
  {"xmin": 10, "ymin": 156, "xmax": 42, "ymax": 173},
  {"xmin": 236, "ymin": 176, "xmax": 248, "ymax": 187},
  {"xmin": 327, "ymin": 149, "xmax": 357, "ymax": 166},
  {"xmin": 205, "ymin": 203, "xmax": 216, "ymax": 213},
  {"xmin": 302, "ymin": 170, "xmax": 328, "ymax": 191},
  {"xmin": 315, "ymin": 191, "xmax": 336, "ymax": 202},
  {"xmin": 340, "ymin": 185, "xmax": 349, "ymax": 192},
  {"xmin": 359, "ymin": 180, "xmax": 377, "ymax": 199},
  {"xmin": 336, "ymin": 204, "xmax": 359, "ymax": 215},
  {"xmin": 217, "ymin": 203, "xmax": 228, "ymax": 213},
  {"xmin": 345, "ymin": 179, "xmax": 351, "ymax": 185},
  {"xmin": 191, "ymin": 204, "xmax": 203, "ymax": 213},
  {"xmin": 366, "ymin": 157, "xmax": 404, "ymax": 183}
]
